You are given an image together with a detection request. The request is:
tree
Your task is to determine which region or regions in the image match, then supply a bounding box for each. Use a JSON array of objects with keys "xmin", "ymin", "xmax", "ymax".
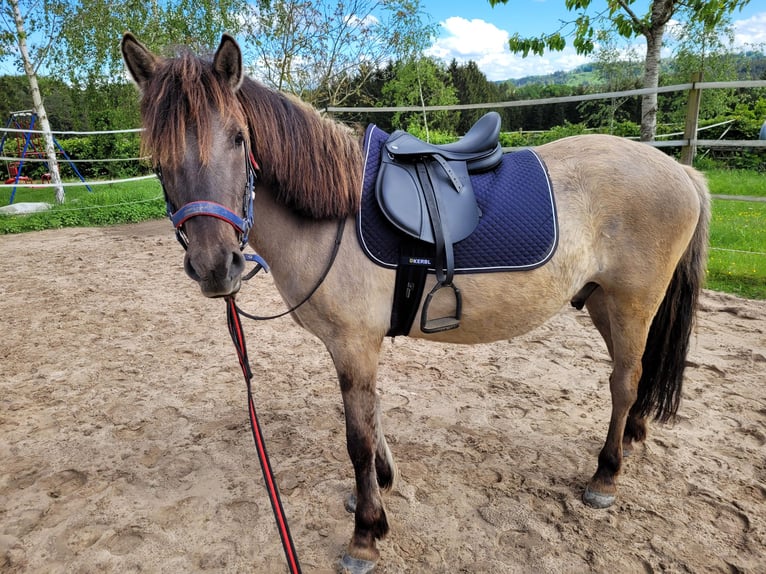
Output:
[
  {"xmin": 382, "ymin": 57, "xmax": 459, "ymax": 137},
  {"xmin": 448, "ymin": 59, "xmax": 503, "ymax": 133},
  {"xmin": 579, "ymin": 29, "xmax": 642, "ymax": 132},
  {"xmin": 665, "ymin": 11, "xmax": 738, "ymax": 124},
  {"xmin": 488, "ymin": 0, "xmax": 752, "ymax": 141},
  {"xmin": 1, "ymin": 0, "xmax": 248, "ymax": 202},
  {"xmin": 243, "ymin": 0, "xmax": 436, "ymax": 108},
  {"xmin": 2, "ymin": 0, "xmax": 65, "ymax": 202},
  {"xmin": 48, "ymin": 0, "xmax": 249, "ymax": 84}
]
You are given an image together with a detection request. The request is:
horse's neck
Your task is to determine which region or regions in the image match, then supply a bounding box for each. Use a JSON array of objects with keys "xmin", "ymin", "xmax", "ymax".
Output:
[{"xmin": 250, "ymin": 187, "xmax": 343, "ymax": 300}]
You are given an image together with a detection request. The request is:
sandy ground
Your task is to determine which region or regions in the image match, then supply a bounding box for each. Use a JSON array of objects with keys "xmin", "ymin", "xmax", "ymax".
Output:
[{"xmin": 1, "ymin": 219, "xmax": 764, "ymax": 573}]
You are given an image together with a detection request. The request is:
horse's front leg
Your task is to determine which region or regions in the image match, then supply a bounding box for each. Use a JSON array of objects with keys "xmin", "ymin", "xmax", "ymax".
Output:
[{"xmin": 330, "ymin": 340, "xmax": 395, "ymax": 573}]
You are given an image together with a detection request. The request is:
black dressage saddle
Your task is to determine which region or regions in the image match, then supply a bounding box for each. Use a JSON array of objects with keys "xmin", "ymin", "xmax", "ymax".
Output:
[{"xmin": 375, "ymin": 111, "xmax": 503, "ymax": 333}]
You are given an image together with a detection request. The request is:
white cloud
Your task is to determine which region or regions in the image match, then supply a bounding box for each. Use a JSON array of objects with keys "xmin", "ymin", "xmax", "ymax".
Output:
[
  {"xmin": 428, "ymin": 12, "xmax": 766, "ymax": 81},
  {"xmin": 733, "ymin": 12, "xmax": 766, "ymax": 48},
  {"xmin": 427, "ymin": 16, "xmax": 591, "ymax": 80},
  {"xmin": 428, "ymin": 17, "xmax": 510, "ymax": 61}
]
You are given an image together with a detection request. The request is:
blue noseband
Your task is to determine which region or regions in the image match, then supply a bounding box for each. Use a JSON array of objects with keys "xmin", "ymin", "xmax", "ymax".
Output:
[{"xmin": 158, "ymin": 150, "xmax": 258, "ymax": 254}]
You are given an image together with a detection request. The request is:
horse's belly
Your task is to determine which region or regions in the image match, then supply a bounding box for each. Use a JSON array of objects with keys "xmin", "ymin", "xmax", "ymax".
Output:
[{"xmin": 408, "ymin": 272, "xmax": 572, "ymax": 344}]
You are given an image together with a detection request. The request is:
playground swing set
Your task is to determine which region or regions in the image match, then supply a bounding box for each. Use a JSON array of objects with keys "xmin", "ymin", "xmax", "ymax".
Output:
[{"xmin": 0, "ymin": 110, "xmax": 91, "ymax": 204}]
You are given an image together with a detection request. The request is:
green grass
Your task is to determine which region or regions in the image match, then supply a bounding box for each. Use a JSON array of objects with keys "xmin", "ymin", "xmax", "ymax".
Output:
[
  {"xmin": 2, "ymin": 169, "xmax": 765, "ymax": 299},
  {"xmin": 704, "ymin": 168, "xmax": 766, "ymax": 198},
  {"xmin": 0, "ymin": 178, "xmax": 165, "ymax": 233},
  {"xmin": 702, "ymin": 169, "xmax": 766, "ymax": 300},
  {"xmin": 705, "ymin": 198, "xmax": 766, "ymax": 299}
]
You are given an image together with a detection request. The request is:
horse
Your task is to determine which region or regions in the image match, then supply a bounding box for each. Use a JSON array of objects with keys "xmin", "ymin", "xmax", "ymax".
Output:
[{"xmin": 121, "ymin": 33, "xmax": 710, "ymax": 573}]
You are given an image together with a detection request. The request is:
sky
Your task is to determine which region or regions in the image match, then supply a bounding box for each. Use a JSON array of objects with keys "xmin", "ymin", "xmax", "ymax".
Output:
[
  {"xmin": 422, "ymin": 0, "xmax": 766, "ymax": 80},
  {"xmin": 2, "ymin": 1, "xmax": 765, "ymax": 81}
]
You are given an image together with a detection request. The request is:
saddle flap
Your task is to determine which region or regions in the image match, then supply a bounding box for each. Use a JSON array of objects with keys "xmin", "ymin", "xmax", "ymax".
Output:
[
  {"xmin": 375, "ymin": 152, "xmax": 480, "ymax": 245},
  {"xmin": 376, "ymin": 158, "xmax": 433, "ymax": 242}
]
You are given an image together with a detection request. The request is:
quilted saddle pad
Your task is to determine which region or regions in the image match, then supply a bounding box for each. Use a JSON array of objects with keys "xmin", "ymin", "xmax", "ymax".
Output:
[{"xmin": 357, "ymin": 124, "xmax": 558, "ymax": 273}]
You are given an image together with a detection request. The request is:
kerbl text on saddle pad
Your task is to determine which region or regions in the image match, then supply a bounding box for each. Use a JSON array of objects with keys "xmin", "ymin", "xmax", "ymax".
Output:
[{"xmin": 357, "ymin": 124, "xmax": 559, "ymax": 273}]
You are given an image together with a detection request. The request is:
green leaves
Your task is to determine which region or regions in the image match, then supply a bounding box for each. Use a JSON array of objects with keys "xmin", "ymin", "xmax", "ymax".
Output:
[
  {"xmin": 508, "ymin": 33, "xmax": 566, "ymax": 57},
  {"xmin": 246, "ymin": 0, "xmax": 436, "ymax": 107},
  {"xmin": 491, "ymin": 0, "xmax": 755, "ymax": 59}
]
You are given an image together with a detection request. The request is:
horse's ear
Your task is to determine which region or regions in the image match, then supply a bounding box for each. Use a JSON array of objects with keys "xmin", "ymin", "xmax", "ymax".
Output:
[
  {"xmin": 213, "ymin": 34, "xmax": 244, "ymax": 91},
  {"xmin": 121, "ymin": 32, "xmax": 158, "ymax": 89}
]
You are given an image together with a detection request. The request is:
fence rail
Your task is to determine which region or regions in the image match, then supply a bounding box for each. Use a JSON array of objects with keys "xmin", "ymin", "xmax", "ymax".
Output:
[
  {"xmin": 325, "ymin": 79, "xmax": 766, "ymax": 114},
  {"xmin": 326, "ymin": 79, "xmax": 766, "ymax": 160}
]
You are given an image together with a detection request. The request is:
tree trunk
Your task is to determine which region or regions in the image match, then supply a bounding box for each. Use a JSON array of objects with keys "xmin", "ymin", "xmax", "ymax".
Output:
[
  {"xmin": 640, "ymin": 0, "xmax": 674, "ymax": 142},
  {"xmin": 10, "ymin": 0, "xmax": 65, "ymax": 204},
  {"xmin": 641, "ymin": 30, "xmax": 664, "ymax": 142}
]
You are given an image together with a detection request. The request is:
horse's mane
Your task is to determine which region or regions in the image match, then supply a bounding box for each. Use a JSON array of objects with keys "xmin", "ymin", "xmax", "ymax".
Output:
[
  {"xmin": 238, "ymin": 77, "xmax": 362, "ymax": 219},
  {"xmin": 138, "ymin": 50, "xmax": 247, "ymax": 172},
  {"xmin": 138, "ymin": 50, "xmax": 361, "ymax": 219}
]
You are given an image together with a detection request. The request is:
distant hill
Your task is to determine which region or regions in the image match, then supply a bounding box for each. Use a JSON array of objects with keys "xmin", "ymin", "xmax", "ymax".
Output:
[
  {"xmin": 507, "ymin": 64, "xmax": 599, "ymax": 87},
  {"xmin": 501, "ymin": 52, "xmax": 766, "ymax": 87}
]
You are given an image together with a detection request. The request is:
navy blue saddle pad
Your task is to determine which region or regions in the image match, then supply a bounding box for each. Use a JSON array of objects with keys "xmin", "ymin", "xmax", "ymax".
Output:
[{"xmin": 357, "ymin": 124, "xmax": 558, "ymax": 273}]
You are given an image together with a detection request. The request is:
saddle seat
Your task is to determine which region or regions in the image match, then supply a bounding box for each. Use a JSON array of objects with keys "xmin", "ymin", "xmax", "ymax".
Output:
[
  {"xmin": 375, "ymin": 111, "xmax": 504, "ymax": 333},
  {"xmin": 385, "ymin": 111, "xmax": 503, "ymax": 172}
]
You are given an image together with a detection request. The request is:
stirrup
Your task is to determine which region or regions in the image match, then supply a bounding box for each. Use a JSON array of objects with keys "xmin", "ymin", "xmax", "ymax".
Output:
[{"xmin": 420, "ymin": 281, "xmax": 462, "ymax": 333}]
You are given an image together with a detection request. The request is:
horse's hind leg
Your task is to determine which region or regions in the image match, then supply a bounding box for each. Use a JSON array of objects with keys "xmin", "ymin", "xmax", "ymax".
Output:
[
  {"xmin": 585, "ymin": 288, "xmax": 647, "ymax": 454},
  {"xmin": 583, "ymin": 290, "xmax": 658, "ymax": 508}
]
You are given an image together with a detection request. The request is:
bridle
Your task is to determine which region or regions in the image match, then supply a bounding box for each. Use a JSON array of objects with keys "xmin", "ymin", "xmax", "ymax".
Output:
[
  {"xmin": 156, "ymin": 145, "xmax": 258, "ymax": 254},
  {"xmin": 155, "ymin": 141, "xmax": 345, "ymax": 317}
]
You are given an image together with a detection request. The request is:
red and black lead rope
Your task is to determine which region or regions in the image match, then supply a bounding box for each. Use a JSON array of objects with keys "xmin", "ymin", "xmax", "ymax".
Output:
[
  {"xmin": 226, "ymin": 297, "xmax": 302, "ymax": 574},
  {"xmin": 223, "ymin": 217, "xmax": 345, "ymax": 573}
]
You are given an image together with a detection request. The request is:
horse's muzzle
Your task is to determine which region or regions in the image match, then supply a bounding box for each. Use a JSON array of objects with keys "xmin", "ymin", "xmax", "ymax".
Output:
[{"xmin": 184, "ymin": 248, "xmax": 246, "ymax": 297}]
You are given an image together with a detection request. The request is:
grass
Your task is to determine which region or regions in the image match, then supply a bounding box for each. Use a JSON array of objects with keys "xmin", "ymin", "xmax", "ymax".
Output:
[
  {"xmin": 704, "ymin": 168, "xmax": 766, "ymax": 198},
  {"xmin": 0, "ymin": 178, "xmax": 165, "ymax": 233},
  {"xmin": 1, "ymin": 168, "xmax": 764, "ymax": 299},
  {"xmin": 703, "ymin": 169, "xmax": 766, "ymax": 299}
]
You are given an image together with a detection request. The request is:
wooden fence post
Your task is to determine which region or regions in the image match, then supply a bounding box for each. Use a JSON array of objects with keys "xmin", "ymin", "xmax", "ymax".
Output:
[{"xmin": 680, "ymin": 72, "xmax": 703, "ymax": 165}]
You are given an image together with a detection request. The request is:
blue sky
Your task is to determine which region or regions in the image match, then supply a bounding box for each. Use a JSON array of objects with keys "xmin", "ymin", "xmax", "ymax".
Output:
[
  {"xmin": 2, "ymin": 1, "xmax": 764, "ymax": 81},
  {"xmin": 423, "ymin": 0, "xmax": 766, "ymax": 80}
]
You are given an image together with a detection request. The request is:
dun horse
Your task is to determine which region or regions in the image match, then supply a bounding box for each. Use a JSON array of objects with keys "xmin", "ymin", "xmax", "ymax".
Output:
[{"xmin": 122, "ymin": 33, "xmax": 710, "ymax": 573}]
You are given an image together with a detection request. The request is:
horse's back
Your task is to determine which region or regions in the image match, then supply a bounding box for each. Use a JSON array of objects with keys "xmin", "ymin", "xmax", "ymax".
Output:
[
  {"xmin": 537, "ymin": 134, "xmax": 703, "ymax": 213},
  {"xmin": 536, "ymin": 133, "xmax": 705, "ymax": 305}
]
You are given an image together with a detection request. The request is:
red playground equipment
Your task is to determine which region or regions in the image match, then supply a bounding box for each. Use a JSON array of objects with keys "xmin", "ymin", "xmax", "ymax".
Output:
[
  {"xmin": 5, "ymin": 162, "xmax": 32, "ymax": 185},
  {"xmin": 0, "ymin": 110, "xmax": 91, "ymax": 203}
]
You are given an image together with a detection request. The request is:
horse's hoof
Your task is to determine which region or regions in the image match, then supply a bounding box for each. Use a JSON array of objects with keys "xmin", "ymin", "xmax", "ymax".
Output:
[
  {"xmin": 345, "ymin": 492, "xmax": 357, "ymax": 513},
  {"xmin": 339, "ymin": 553, "xmax": 376, "ymax": 574},
  {"xmin": 582, "ymin": 485, "xmax": 616, "ymax": 508}
]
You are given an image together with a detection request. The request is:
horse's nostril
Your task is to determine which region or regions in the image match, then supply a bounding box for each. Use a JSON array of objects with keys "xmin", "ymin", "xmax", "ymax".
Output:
[
  {"xmin": 184, "ymin": 253, "xmax": 201, "ymax": 281},
  {"xmin": 183, "ymin": 248, "xmax": 245, "ymax": 294},
  {"xmin": 230, "ymin": 250, "xmax": 246, "ymax": 279}
]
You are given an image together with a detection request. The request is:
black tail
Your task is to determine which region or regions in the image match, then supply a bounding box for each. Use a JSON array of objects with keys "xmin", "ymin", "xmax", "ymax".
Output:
[{"xmin": 633, "ymin": 168, "xmax": 711, "ymax": 423}]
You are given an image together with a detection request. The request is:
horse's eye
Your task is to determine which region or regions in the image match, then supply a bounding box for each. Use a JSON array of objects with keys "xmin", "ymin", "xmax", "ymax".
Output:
[{"xmin": 234, "ymin": 131, "xmax": 245, "ymax": 147}]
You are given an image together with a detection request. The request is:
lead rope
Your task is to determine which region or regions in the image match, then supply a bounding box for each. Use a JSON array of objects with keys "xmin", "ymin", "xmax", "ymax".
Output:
[
  {"xmin": 226, "ymin": 296, "xmax": 302, "ymax": 574},
  {"xmin": 222, "ymin": 217, "xmax": 346, "ymax": 574}
]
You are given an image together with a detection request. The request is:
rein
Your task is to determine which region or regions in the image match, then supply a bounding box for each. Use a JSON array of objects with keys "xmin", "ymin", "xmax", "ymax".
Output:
[
  {"xmin": 235, "ymin": 217, "xmax": 346, "ymax": 320},
  {"xmin": 226, "ymin": 296, "xmax": 301, "ymax": 574}
]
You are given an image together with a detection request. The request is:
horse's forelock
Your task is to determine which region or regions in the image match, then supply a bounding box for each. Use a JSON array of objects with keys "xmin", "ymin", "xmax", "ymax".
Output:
[{"xmin": 139, "ymin": 51, "xmax": 246, "ymax": 171}]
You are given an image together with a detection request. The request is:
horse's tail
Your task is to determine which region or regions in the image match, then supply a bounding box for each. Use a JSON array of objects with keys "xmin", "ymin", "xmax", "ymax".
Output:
[{"xmin": 634, "ymin": 166, "xmax": 711, "ymax": 423}]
